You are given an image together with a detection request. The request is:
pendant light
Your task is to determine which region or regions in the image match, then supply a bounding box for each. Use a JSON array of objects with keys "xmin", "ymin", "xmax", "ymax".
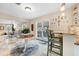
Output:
[{"xmin": 60, "ymin": 3, "xmax": 65, "ymax": 17}]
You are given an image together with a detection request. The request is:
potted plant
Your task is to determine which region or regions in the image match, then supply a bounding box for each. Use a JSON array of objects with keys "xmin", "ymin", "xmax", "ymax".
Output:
[{"xmin": 21, "ymin": 28, "xmax": 30, "ymax": 34}]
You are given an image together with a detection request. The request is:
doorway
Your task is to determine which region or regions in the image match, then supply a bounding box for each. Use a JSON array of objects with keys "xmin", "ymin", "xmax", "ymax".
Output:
[{"xmin": 36, "ymin": 21, "xmax": 49, "ymax": 42}]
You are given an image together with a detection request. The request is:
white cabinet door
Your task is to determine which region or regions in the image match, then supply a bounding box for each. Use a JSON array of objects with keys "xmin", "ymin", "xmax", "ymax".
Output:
[{"xmin": 74, "ymin": 45, "xmax": 79, "ymax": 56}]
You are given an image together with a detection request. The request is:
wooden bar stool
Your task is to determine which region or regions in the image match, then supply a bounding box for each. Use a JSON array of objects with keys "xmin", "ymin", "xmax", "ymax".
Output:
[{"xmin": 46, "ymin": 29, "xmax": 63, "ymax": 56}]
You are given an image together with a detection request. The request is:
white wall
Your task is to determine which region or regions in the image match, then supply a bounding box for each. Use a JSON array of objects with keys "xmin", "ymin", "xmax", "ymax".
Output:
[{"xmin": 0, "ymin": 18, "xmax": 23, "ymax": 32}]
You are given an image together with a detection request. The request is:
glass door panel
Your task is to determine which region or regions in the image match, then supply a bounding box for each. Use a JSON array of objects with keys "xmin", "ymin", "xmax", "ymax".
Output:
[
  {"xmin": 37, "ymin": 31, "xmax": 42, "ymax": 37},
  {"xmin": 43, "ymin": 21, "xmax": 49, "ymax": 38},
  {"xmin": 37, "ymin": 23, "xmax": 42, "ymax": 29},
  {"xmin": 37, "ymin": 21, "xmax": 49, "ymax": 41},
  {"xmin": 43, "ymin": 30, "xmax": 47, "ymax": 37},
  {"xmin": 37, "ymin": 22, "xmax": 43, "ymax": 39}
]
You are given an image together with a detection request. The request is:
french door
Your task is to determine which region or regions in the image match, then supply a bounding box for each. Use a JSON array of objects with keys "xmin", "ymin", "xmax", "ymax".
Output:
[{"xmin": 36, "ymin": 21, "xmax": 49, "ymax": 41}]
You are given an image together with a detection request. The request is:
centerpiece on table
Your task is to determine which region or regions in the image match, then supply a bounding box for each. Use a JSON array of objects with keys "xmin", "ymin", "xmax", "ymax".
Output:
[{"xmin": 21, "ymin": 28, "xmax": 34, "ymax": 38}]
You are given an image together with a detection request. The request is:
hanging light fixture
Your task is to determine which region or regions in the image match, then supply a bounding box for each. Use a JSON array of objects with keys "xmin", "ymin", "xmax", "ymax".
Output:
[
  {"xmin": 60, "ymin": 3, "xmax": 65, "ymax": 12},
  {"xmin": 60, "ymin": 3, "xmax": 65, "ymax": 17},
  {"xmin": 62, "ymin": 12, "xmax": 65, "ymax": 17},
  {"xmin": 15, "ymin": 3, "xmax": 31, "ymax": 12},
  {"xmin": 25, "ymin": 7, "xmax": 31, "ymax": 12},
  {"xmin": 16, "ymin": 3, "xmax": 21, "ymax": 6}
]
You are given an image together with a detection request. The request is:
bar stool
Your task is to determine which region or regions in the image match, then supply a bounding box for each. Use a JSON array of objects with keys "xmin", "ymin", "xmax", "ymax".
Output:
[{"xmin": 47, "ymin": 29, "xmax": 63, "ymax": 56}]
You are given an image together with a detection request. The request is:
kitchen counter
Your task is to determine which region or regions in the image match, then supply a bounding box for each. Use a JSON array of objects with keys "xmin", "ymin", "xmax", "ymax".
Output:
[{"xmin": 63, "ymin": 34, "xmax": 75, "ymax": 56}]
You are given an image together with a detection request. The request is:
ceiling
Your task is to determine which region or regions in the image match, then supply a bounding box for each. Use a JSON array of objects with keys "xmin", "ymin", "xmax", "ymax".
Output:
[{"xmin": 0, "ymin": 3, "xmax": 74, "ymax": 20}]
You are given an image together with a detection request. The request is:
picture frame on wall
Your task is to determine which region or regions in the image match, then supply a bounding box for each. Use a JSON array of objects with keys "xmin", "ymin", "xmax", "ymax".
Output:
[{"xmin": 31, "ymin": 24, "xmax": 34, "ymax": 31}]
